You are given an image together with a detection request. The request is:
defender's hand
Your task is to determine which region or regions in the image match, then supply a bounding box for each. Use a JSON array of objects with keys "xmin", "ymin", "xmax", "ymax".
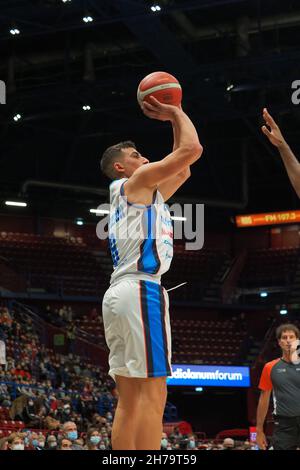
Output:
[{"xmin": 261, "ymin": 108, "xmax": 285, "ymax": 148}]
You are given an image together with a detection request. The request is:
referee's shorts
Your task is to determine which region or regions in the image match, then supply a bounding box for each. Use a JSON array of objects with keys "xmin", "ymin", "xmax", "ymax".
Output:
[{"xmin": 273, "ymin": 415, "xmax": 300, "ymax": 450}]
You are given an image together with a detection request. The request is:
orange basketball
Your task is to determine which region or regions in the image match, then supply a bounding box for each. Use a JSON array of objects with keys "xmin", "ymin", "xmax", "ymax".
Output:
[{"xmin": 137, "ymin": 71, "xmax": 182, "ymax": 107}]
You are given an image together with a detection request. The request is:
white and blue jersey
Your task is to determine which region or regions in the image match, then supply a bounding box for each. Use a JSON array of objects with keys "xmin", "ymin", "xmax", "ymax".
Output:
[
  {"xmin": 102, "ymin": 177, "xmax": 173, "ymax": 380},
  {"xmin": 108, "ymin": 177, "xmax": 173, "ymax": 285}
]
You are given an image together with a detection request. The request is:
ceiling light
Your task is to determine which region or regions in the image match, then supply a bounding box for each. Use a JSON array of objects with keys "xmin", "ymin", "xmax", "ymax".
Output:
[
  {"xmin": 260, "ymin": 292, "xmax": 268, "ymax": 298},
  {"xmin": 5, "ymin": 201, "xmax": 27, "ymax": 207}
]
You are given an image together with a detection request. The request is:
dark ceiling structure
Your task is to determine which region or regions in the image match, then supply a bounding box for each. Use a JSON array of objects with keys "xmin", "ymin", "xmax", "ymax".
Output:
[{"xmin": 0, "ymin": 0, "xmax": 300, "ymax": 226}]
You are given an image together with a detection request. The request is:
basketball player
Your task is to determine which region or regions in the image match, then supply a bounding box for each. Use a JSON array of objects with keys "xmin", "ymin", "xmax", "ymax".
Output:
[
  {"xmin": 256, "ymin": 324, "xmax": 300, "ymax": 450},
  {"xmin": 100, "ymin": 96, "xmax": 202, "ymax": 450},
  {"xmin": 262, "ymin": 108, "xmax": 300, "ymax": 197}
]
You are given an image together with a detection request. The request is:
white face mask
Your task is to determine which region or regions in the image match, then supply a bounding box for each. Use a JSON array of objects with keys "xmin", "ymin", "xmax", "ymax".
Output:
[
  {"xmin": 13, "ymin": 444, "xmax": 25, "ymax": 451},
  {"xmin": 38, "ymin": 442, "xmax": 45, "ymax": 448},
  {"xmin": 161, "ymin": 438, "xmax": 168, "ymax": 448}
]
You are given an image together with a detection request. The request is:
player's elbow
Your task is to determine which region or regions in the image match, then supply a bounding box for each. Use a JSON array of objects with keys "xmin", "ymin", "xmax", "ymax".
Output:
[
  {"xmin": 194, "ymin": 144, "xmax": 203, "ymax": 161},
  {"xmin": 190, "ymin": 143, "xmax": 203, "ymax": 162},
  {"xmin": 181, "ymin": 143, "xmax": 203, "ymax": 163}
]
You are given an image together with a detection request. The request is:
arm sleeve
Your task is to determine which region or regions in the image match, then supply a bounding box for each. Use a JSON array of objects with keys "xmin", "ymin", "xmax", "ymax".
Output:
[{"xmin": 258, "ymin": 363, "xmax": 273, "ymax": 391}]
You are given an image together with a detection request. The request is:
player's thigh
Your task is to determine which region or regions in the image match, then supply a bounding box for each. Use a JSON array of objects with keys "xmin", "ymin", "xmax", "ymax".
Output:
[
  {"xmin": 115, "ymin": 375, "xmax": 142, "ymax": 412},
  {"xmin": 139, "ymin": 376, "xmax": 167, "ymax": 413}
]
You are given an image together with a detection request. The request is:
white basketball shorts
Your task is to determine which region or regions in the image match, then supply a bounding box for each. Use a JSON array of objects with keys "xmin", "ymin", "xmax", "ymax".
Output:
[{"xmin": 102, "ymin": 277, "xmax": 172, "ymax": 381}]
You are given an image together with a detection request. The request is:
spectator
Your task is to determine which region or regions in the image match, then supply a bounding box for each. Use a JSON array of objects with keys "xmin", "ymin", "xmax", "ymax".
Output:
[
  {"xmin": 7, "ymin": 433, "xmax": 25, "ymax": 451},
  {"xmin": 161, "ymin": 432, "xmax": 169, "ymax": 449},
  {"xmin": 44, "ymin": 410, "xmax": 61, "ymax": 430},
  {"xmin": 59, "ymin": 438, "xmax": 73, "ymax": 450},
  {"xmin": 9, "ymin": 394, "xmax": 28, "ymax": 421},
  {"xmin": 61, "ymin": 421, "xmax": 83, "ymax": 450},
  {"xmin": 0, "ymin": 437, "xmax": 9, "ymax": 451},
  {"xmin": 223, "ymin": 438, "xmax": 235, "ymax": 450},
  {"xmin": 46, "ymin": 435, "xmax": 58, "ymax": 450},
  {"xmin": 36, "ymin": 435, "xmax": 46, "ymax": 450},
  {"xmin": 187, "ymin": 435, "xmax": 197, "ymax": 450},
  {"xmin": 85, "ymin": 428, "xmax": 101, "ymax": 450},
  {"xmin": 58, "ymin": 403, "xmax": 73, "ymax": 424}
]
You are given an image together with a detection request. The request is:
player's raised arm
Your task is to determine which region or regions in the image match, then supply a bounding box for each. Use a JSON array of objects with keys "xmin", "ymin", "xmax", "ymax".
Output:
[
  {"xmin": 126, "ymin": 97, "xmax": 202, "ymax": 193},
  {"xmin": 262, "ymin": 108, "xmax": 300, "ymax": 198}
]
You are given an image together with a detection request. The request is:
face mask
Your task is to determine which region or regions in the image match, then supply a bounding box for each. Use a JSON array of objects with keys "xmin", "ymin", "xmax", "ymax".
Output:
[
  {"xmin": 28, "ymin": 401, "xmax": 34, "ymax": 406},
  {"xmin": 100, "ymin": 445, "xmax": 106, "ymax": 450},
  {"xmin": 161, "ymin": 438, "xmax": 168, "ymax": 448},
  {"xmin": 90, "ymin": 436, "xmax": 100, "ymax": 445},
  {"xmin": 32, "ymin": 439, "xmax": 39, "ymax": 448},
  {"xmin": 64, "ymin": 409, "xmax": 70, "ymax": 414},
  {"xmin": 189, "ymin": 440, "xmax": 196, "ymax": 449},
  {"xmin": 13, "ymin": 444, "xmax": 25, "ymax": 451},
  {"xmin": 38, "ymin": 442, "xmax": 45, "ymax": 448},
  {"xmin": 67, "ymin": 431, "xmax": 78, "ymax": 441},
  {"xmin": 49, "ymin": 442, "xmax": 57, "ymax": 448}
]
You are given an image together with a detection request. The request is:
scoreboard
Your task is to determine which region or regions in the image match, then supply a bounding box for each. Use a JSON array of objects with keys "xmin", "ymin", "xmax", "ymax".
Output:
[{"xmin": 236, "ymin": 210, "xmax": 300, "ymax": 228}]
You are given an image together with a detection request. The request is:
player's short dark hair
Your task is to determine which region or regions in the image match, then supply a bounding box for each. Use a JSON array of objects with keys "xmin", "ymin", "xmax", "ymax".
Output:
[
  {"xmin": 276, "ymin": 323, "xmax": 300, "ymax": 340},
  {"xmin": 100, "ymin": 141, "xmax": 136, "ymax": 180}
]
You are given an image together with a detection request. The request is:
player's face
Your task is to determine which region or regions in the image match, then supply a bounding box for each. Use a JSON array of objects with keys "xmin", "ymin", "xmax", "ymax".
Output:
[
  {"xmin": 119, "ymin": 147, "xmax": 149, "ymax": 177},
  {"xmin": 278, "ymin": 330, "xmax": 298, "ymax": 353}
]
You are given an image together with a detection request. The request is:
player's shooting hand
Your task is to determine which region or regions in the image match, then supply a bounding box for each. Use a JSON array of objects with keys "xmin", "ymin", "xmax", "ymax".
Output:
[
  {"xmin": 140, "ymin": 96, "xmax": 181, "ymax": 122},
  {"xmin": 261, "ymin": 108, "xmax": 285, "ymax": 148}
]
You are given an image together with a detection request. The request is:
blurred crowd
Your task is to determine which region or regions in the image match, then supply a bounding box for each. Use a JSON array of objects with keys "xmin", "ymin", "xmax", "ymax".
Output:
[
  {"xmin": 0, "ymin": 305, "xmax": 116, "ymax": 450},
  {"xmin": 160, "ymin": 430, "xmax": 259, "ymax": 451},
  {"xmin": 0, "ymin": 305, "xmax": 261, "ymax": 451}
]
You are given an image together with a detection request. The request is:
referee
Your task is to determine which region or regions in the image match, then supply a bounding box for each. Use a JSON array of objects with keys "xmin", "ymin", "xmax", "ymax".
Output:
[{"xmin": 256, "ymin": 323, "xmax": 300, "ymax": 450}]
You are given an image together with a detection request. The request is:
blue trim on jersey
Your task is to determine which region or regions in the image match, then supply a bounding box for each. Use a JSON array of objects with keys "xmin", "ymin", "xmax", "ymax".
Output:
[
  {"xmin": 144, "ymin": 281, "xmax": 170, "ymax": 377},
  {"xmin": 109, "ymin": 236, "xmax": 120, "ymax": 267},
  {"xmin": 138, "ymin": 206, "xmax": 160, "ymax": 274}
]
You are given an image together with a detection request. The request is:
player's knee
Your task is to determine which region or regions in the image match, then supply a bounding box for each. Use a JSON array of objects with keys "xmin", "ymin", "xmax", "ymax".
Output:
[
  {"xmin": 117, "ymin": 397, "xmax": 140, "ymax": 416},
  {"xmin": 140, "ymin": 381, "xmax": 167, "ymax": 415}
]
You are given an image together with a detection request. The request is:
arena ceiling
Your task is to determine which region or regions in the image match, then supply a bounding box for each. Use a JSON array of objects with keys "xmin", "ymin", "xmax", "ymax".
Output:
[{"xmin": 0, "ymin": 0, "xmax": 300, "ymax": 225}]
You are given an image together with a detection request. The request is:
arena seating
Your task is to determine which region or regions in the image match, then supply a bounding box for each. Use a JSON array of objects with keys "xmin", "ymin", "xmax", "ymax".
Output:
[
  {"xmin": 0, "ymin": 232, "xmax": 109, "ymax": 297},
  {"xmin": 0, "ymin": 232, "xmax": 232, "ymax": 303},
  {"xmin": 238, "ymin": 247, "xmax": 299, "ymax": 288},
  {"xmin": 171, "ymin": 318, "xmax": 247, "ymax": 364}
]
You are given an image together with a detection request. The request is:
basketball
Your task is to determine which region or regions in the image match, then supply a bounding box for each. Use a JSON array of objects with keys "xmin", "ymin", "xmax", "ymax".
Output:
[{"xmin": 137, "ymin": 71, "xmax": 182, "ymax": 107}]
